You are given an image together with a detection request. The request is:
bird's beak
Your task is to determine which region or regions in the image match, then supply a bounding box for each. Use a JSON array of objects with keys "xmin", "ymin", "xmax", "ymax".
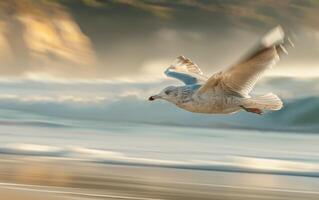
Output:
[{"xmin": 149, "ymin": 95, "xmax": 160, "ymax": 101}]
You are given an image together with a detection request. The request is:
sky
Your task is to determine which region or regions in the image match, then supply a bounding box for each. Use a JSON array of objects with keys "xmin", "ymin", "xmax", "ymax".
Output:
[{"xmin": 0, "ymin": 0, "xmax": 318, "ymax": 81}]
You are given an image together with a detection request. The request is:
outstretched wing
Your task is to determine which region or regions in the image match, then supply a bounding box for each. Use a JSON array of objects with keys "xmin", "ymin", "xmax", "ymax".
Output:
[
  {"xmin": 165, "ymin": 56, "xmax": 207, "ymax": 85},
  {"xmin": 197, "ymin": 26, "xmax": 291, "ymax": 96}
]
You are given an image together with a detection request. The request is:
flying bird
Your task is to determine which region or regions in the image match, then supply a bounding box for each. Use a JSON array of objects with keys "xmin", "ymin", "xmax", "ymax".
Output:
[{"xmin": 149, "ymin": 26, "xmax": 292, "ymax": 115}]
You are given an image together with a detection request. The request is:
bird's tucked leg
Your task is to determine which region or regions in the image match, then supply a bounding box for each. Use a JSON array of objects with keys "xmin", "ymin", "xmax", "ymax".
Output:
[{"xmin": 240, "ymin": 106, "xmax": 263, "ymax": 115}]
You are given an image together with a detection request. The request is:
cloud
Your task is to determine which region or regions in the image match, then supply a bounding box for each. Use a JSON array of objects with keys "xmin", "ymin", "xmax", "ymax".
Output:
[
  {"xmin": 0, "ymin": 0, "xmax": 96, "ymax": 77},
  {"xmin": 113, "ymin": 0, "xmax": 173, "ymax": 19},
  {"xmin": 0, "ymin": 0, "xmax": 318, "ymax": 80},
  {"xmin": 0, "ymin": 21, "xmax": 12, "ymax": 63}
]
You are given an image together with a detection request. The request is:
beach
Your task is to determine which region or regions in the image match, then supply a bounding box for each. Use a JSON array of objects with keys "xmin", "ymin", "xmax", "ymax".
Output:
[{"xmin": 0, "ymin": 154, "xmax": 318, "ymax": 200}]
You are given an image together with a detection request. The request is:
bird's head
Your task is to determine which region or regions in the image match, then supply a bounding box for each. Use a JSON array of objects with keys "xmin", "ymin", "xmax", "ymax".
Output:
[{"xmin": 149, "ymin": 86, "xmax": 178, "ymax": 103}]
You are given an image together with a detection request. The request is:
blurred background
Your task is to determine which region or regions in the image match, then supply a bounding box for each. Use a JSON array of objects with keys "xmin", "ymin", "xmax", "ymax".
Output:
[{"xmin": 0, "ymin": 0, "xmax": 318, "ymax": 199}]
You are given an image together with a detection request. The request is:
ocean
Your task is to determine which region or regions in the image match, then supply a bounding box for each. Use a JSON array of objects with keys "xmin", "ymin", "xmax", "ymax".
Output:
[{"xmin": 0, "ymin": 109, "xmax": 318, "ymax": 178}]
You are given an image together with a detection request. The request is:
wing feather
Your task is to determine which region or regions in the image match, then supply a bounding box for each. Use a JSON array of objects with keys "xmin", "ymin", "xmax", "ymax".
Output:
[
  {"xmin": 165, "ymin": 56, "xmax": 207, "ymax": 85},
  {"xmin": 197, "ymin": 26, "xmax": 290, "ymax": 96},
  {"xmin": 220, "ymin": 46, "xmax": 280, "ymax": 96}
]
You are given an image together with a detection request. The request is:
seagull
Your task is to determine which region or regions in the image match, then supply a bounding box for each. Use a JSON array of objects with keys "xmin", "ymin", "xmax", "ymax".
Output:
[{"xmin": 149, "ymin": 26, "xmax": 292, "ymax": 115}]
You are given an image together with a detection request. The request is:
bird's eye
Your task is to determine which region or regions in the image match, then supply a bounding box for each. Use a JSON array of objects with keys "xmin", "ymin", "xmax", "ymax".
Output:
[{"xmin": 165, "ymin": 90, "xmax": 170, "ymax": 95}]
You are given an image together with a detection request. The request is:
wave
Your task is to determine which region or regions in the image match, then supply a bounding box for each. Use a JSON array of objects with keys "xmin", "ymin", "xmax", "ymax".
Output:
[
  {"xmin": 0, "ymin": 120, "xmax": 70, "ymax": 128},
  {"xmin": 0, "ymin": 144, "xmax": 67, "ymax": 157},
  {"xmin": 1, "ymin": 143, "xmax": 319, "ymax": 177},
  {"xmin": 271, "ymin": 97, "xmax": 319, "ymax": 126}
]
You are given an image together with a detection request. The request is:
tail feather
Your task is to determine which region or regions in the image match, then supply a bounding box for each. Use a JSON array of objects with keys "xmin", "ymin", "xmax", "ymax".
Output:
[{"xmin": 242, "ymin": 93, "xmax": 283, "ymax": 111}]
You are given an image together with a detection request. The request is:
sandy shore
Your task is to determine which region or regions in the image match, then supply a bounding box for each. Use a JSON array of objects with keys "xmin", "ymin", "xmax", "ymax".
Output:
[
  {"xmin": 0, "ymin": 188, "xmax": 69, "ymax": 200},
  {"xmin": 0, "ymin": 155, "xmax": 318, "ymax": 200}
]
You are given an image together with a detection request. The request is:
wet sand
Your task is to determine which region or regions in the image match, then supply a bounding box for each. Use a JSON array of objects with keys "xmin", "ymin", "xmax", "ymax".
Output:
[{"xmin": 0, "ymin": 155, "xmax": 319, "ymax": 200}]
